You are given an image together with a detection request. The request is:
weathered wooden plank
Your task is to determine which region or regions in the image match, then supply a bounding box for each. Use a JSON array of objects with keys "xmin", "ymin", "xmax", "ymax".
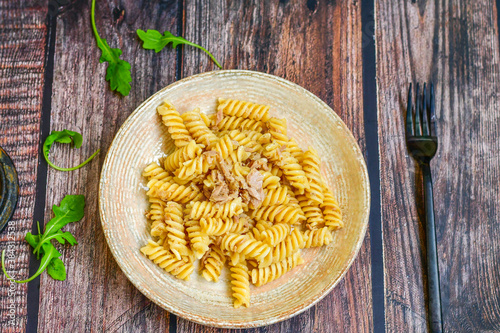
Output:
[
  {"xmin": 376, "ymin": 0, "xmax": 500, "ymax": 331},
  {"xmin": 178, "ymin": 0, "xmax": 371, "ymax": 332},
  {"xmin": 0, "ymin": 1, "xmax": 47, "ymax": 331},
  {"xmin": 36, "ymin": 1, "xmax": 179, "ymax": 331}
]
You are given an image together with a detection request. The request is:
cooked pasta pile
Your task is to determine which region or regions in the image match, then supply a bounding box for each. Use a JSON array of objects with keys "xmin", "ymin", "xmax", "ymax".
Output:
[{"xmin": 140, "ymin": 98, "xmax": 343, "ymax": 308}]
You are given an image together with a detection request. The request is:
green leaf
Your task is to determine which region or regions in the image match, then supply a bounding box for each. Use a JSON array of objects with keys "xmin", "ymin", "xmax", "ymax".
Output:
[
  {"xmin": 91, "ymin": 0, "xmax": 132, "ymax": 96},
  {"xmin": 46, "ymin": 258, "xmax": 66, "ymax": 281},
  {"xmin": 137, "ymin": 29, "xmax": 222, "ymax": 69},
  {"xmin": 43, "ymin": 130, "xmax": 100, "ymax": 172},
  {"xmin": 25, "ymin": 232, "xmax": 40, "ymax": 249},
  {"xmin": 2, "ymin": 195, "xmax": 84, "ymax": 283},
  {"xmin": 33, "ymin": 195, "xmax": 85, "ymax": 256},
  {"xmin": 2, "ymin": 244, "xmax": 61, "ymax": 283},
  {"xmin": 53, "ymin": 231, "xmax": 78, "ymax": 246},
  {"xmin": 98, "ymin": 39, "xmax": 132, "ymax": 96}
]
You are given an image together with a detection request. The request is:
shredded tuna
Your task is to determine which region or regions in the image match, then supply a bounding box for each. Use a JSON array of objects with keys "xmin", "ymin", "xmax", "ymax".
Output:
[
  {"xmin": 210, "ymin": 181, "xmax": 231, "ymax": 203},
  {"xmin": 203, "ymin": 187, "xmax": 212, "ymax": 201},
  {"xmin": 246, "ymin": 169, "xmax": 264, "ymax": 208},
  {"xmin": 218, "ymin": 160, "xmax": 239, "ymax": 190},
  {"xmin": 203, "ymin": 150, "xmax": 219, "ymax": 164},
  {"xmin": 249, "ymin": 153, "xmax": 261, "ymax": 160},
  {"xmin": 228, "ymin": 189, "xmax": 239, "ymax": 200},
  {"xmin": 216, "ymin": 107, "xmax": 223, "ymax": 126},
  {"xmin": 249, "ymin": 158, "xmax": 269, "ymax": 171},
  {"xmin": 240, "ymin": 190, "xmax": 251, "ymax": 205}
]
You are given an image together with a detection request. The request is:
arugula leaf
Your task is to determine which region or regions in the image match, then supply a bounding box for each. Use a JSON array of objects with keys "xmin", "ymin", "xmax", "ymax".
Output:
[
  {"xmin": 91, "ymin": 0, "xmax": 132, "ymax": 96},
  {"xmin": 43, "ymin": 130, "xmax": 100, "ymax": 172},
  {"xmin": 46, "ymin": 258, "xmax": 66, "ymax": 281},
  {"xmin": 25, "ymin": 232, "xmax": 40, "ymax": 250},
  {"xmin": 53, "ymin": 231, "xmax": 78, "ymax": 246},
  {"xmin": 2, "ymin": 195, "xmax": 85, "ymax": 283},
  {"xmin": 2, "ymin": 244, "xmax": 61, "ymax": 283},
  {"xmin": 137, "ymin": 29, "xmax": 222, "ymax": 69},
  {"xmin": 33, "ymin": 195, "xmax": 85, "ymax": 255}
]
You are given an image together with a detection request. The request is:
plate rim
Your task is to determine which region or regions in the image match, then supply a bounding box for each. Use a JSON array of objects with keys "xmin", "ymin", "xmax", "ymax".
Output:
[{"xmin": 99, "ymin": 69, "xmax": 370, "ymax": 328}]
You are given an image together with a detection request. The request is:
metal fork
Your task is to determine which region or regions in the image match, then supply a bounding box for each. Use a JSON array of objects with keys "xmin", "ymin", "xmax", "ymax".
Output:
[{"xmin": 406, "ymin": 83, "xmax": 442, "ymax": 333}]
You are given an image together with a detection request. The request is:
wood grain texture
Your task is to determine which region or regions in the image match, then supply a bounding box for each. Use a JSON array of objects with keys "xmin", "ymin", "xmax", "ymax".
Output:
[
  {"xmin": 177, "ymin": 0, "xmax": 372, "ymax": 332},
  {"xmin": 0, "ymin": 1, "xmax": 47, "ymax": 331},
  {"xmin": 36, "ymin": 1, "xmax": 179, "ymax": 332},
  {"xmin": 376, "ymin": 0, "xmax": 500, "ymax": 331}
]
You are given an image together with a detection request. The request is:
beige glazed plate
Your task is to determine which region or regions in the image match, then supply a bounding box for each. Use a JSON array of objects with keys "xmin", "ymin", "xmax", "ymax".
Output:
[{"xmin": 99, "ymin": 70, "xmax": 370, "ymax": 328}]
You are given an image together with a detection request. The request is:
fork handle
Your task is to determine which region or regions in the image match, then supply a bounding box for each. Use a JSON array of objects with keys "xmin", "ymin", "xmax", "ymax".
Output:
[{"xmin": 422, "ymin": 163, "xmax": 443, "ymax": 333}]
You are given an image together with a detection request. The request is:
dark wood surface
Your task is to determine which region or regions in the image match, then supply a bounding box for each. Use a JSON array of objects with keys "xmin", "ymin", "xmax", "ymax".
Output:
[
  {"xmin": 0, "ymin": 0, "xmax": 47, "ymax": 330},
  {"xmin": 376, "ymin": 0, "xmax": 500, "ymax": 332},
  {"xmin": 0, "ymin": 0, "xmax": 499, "ymax": 332}
]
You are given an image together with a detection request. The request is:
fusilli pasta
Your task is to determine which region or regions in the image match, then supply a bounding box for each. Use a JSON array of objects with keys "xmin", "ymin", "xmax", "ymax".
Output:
[{"xmin": 141, "ymin": 98, "xmax": 344, "ymax": 308}]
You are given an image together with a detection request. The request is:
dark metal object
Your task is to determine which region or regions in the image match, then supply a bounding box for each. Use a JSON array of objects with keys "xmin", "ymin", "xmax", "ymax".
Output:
[
  {"xmin": 406, "ymin": 83, "xmax": 442, "ymax": 333},
  {"xmin": 0, "ymin": 146, "xmax": 19, "ymax": 233}
]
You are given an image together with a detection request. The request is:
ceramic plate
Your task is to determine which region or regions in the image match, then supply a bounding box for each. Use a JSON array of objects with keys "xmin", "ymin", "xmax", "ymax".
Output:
[{"xmin": 99, "ymin": 70, "xmax": 370, "ymax": 328}]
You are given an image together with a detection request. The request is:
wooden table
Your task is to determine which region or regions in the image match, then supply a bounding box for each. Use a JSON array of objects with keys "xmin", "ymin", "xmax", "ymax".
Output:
[{"xmin": 1, "ymin": 0, "xmax": 499, "ymax": 332}]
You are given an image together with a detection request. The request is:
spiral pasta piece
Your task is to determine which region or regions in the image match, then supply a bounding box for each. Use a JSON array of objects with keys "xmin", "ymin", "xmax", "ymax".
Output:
[
  {"xmin": 150, "ymin": 220, "xmax": 168, "ymax": 243},
  {"xmin": 229, "ymin": 261, "xmax": 250, "ymax": 308},
  {"xmin": 258, "ymin": 133, "xmax": 272, "ymax": 145},
  {"xmin": 190, "ymin": 198, "xmax": 244, "ymax": 220},
  {"xmin": 140, "ymin": 240, "xmax": 194, "ymax": 281},
  {"xmin": 232, "ymin": 146, "xmax": 253, "ymax": 164},
  {"xmin": 164, "ymin": 140, "xmax": 204, "ymax": 172},
  {"xmin": 269, "ymin": 228, "xmax": 307, "ymax": 264},
  {"xmin": 261, "ymin": 187, "xmax": 290, "ymax": 207},
  {"xmin": 249, "ymin": 220, "xmax": 272, "ymax": 241},
  {"xmin": 227, "ymin": 251, "xmax": 246, "ymax": 266},
  {"xmin": 260, "ymin": 171, "xmax": 280, "ymax": 190},
  {"xmin": 270, "ymin": 165, "xmax": 282, "ymax": 177},
  {"xmin": 250, "ymin": 204, "xmax": 305, "ymax": 225},
  {"xmin": 210, "ymin": 134, "xmax": 235, "ymax": 160},
  {"xmin": 228, "ymin": 130, "xmax": 263, "ymax": 153},
  {"xmin": 143, "ymin": 162, "xmax": 171, "ymax": 180},
  {"xmin": 220, "ymin": 233, "xmax": 271, "ymax": 262},
  {"xmin": 261, "ymin": 223, "xmax": 291, "ymax": 246},
  {"xmin": 217, "ymin": 116, "xmax": 264, "ymax": 132},
  {"xmin": 321, "ymin": 186, "xmax": 343, "ymax": 230},
  {"xmin": 147, "ymin": 196, "xmax": 165, "ymax": 224},
  {"xmin": 174, "ymin": 154, "xmax": 215, "ymax": 180},
  {"xmin": 218, "ymin": 98, "xmax": 270, "ymax": 122},
  {"xmin": 182, "ymin": 109, "xmax": 219, "ymax": 147},
  {"xmin": 200, "ymin": 245, "xmax": 226, "ymax": 282},
  {"xmin": 302, "ymin": 147, "xmax": 324, "ymax": 204},
  {"xmin": 157, "ymin": 100, "xmax": 193, "ymax": 147},
  {"xmin": 304, "ymin": 227, "xmax": 333, "ymax": 248},
  {"xmin": 185, "ymin": 219, "xmax": 211, "ymax": 259},
  {"xmin": 164, "ymin": 202, "xmax": 191, "ymax": 260},
  {"xmin": 296, "ymin": 194, "xmax": 324, "ymax": 230},
  {"xmin": 200, "ymin": 216, "xmax": 248, "ymax": 236},
  {"xmin": 200, "ymin": 112, "xmax": 214, "ymax": 128},
  {"xmin": 287, "ymin": 138, "xmax": 304, "ymax": 163},
  {"xmin": 250, "ymin": 251, "xmax": 304, "ymax": 287},
  {"xmin": 263, "ymin": 143, "xmax": 310, "ymax": 194},
  {"xmin": 147, "ymin": 178, "xmax": 202, "ymax": 203},
  {"xmin": 268, "ymin": 117, "xmax": 288, "ymax": 146}
]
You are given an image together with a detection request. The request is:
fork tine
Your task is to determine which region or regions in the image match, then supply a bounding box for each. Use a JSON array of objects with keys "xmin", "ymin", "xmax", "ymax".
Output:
[
  {"xmin": 406, "ymin": 83, "xmax": 414, "ymax": 137},
  {"xmin": 422, "ymin": 83, "xmax": 430, "ymax": 135},
  {"xmin": 414, "ymin": 83, "xmax": 422, "ymax": 136},
  {"xmin": 429, "ymin": 83, "xmax": 437, "ymax": 136}
]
